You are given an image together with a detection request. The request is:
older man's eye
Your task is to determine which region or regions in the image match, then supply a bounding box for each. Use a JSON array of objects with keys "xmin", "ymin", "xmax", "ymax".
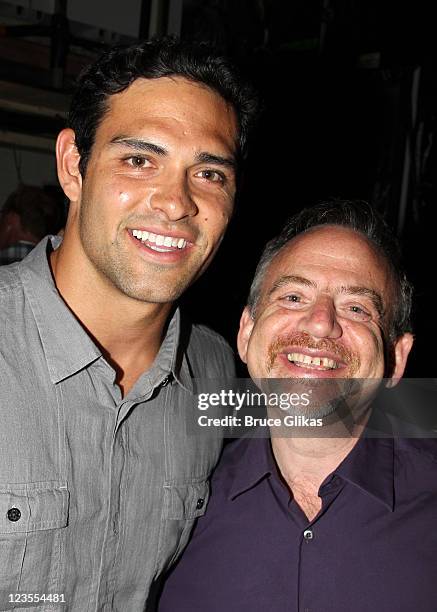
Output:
[
  {"xmin": 347, "ymin": 305, "xmax": 372, "ymax": 320},
  {"xmin": 279, "ymin": 294, "xmax": 302, "ymax": 306},
  {"xmin": 350, "ymin": 305, "xmax": 367, "ymax": 314}
]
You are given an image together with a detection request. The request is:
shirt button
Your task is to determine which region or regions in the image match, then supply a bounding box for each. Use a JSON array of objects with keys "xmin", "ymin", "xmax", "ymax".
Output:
[
  {"xmin": 303, "ymin": 529, "xmax": 313, "ymax": 541},
  {"xmin": 7, "ymin": 507, "xmax": 21, "ymax": 522},
  {"xmin": 161, "ymin": 375, "xmax": 172, "ymax": 387},
  {"xmin": 196, "ymin": 498, "xmax": 205, "ymax": 510}
]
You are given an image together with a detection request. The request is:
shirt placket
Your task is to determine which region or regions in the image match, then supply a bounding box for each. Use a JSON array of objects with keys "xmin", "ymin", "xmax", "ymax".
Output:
[
  {"xmin": 96, "ymin": 376, "xmax": 168, "ymax": 611},
  {"xmin": 101, "ymin": 408, "xmax": 130, "ymax": 610},
  {"xmin": 296, "ymin": 477, "xmax": 344, "ymax": 612}
]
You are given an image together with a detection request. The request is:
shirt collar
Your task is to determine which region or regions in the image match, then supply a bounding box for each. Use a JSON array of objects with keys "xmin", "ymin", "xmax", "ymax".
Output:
[
  {"xmin": 228, "ymin": 433, "xmax": 276, "ymax": 500},
  {"xmin": 18, "ymin": 237, "xmax": 101, "ymax": 383},
  {"xmin": 333, "ymin": 435, "xmax": 395, "ymax": 511},
  {"xmin": 17, "ymin": 236, "xmax": 194, "ymax": 392},
  {"xmin": 147, "ymin": 307, "xmax": 194, "ymax": 394},
  {"xmin": 227, "ymin": 428, "xmax": 394, "ymax": 511}
]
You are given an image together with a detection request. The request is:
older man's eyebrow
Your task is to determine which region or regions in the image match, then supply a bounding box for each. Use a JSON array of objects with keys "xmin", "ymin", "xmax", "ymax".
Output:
[
  {"xmin": 268, "ymin": 275, "xmax": 316, "ymax": 297},
  {"xmin": 109, "ymin": 137, "xmax": 167, "ymax": 156},
  {"xmin": 338, "ymin": 286, "xmax": 384, "ymax": 316}
]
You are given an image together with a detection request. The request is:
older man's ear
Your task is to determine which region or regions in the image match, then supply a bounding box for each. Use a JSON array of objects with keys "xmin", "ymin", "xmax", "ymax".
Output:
[
  {"xmin": 386, "ymin": 332, "xmax": 414, "ymax": 388},
  {"xmin": 237, "ymin": 307, "xmax": 255, "ymax": 364}
]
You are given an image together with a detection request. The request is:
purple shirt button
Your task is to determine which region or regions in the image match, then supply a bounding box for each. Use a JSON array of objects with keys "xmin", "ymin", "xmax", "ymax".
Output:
[{"xmin": 303, "ymin": 529, "xmax": 313, "ymax": 541}]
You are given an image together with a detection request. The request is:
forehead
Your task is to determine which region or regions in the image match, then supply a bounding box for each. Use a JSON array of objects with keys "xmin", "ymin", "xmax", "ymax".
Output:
[
  {"xmin": 95, "ymin": 76, "xmax": 238, "ymax": 151},
  {"xmin": 263, "ymin": 225, "xmax": 391, "ymax": 296}
]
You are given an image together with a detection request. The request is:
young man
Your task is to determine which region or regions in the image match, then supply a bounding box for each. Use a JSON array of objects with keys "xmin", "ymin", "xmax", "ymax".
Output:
[
  {"xmin": 0, "ymin": 38, "xmax": 257, "ymax": 610},
  {"xmin": 159, "ymin": 201, "xmax": 437, "ymax": 611}
]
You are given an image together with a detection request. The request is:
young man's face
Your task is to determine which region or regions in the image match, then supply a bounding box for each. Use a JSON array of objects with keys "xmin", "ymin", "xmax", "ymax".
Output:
[
  {"xmin": 59, "ymin": 76, "xmax": 238, "ymax": 303},
  {"xmin": 238, "ymin": 226, "xmax": 413, "ymax": 385}
]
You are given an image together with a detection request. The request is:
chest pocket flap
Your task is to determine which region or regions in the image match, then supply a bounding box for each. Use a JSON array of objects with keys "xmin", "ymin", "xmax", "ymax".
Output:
[
  {"xmin": 164, "ymin": 479, "xmax": 210, "ymax": 520},
  {"xmin": 0, "ymin": 481, "xmax": 69, "ymax": 533},
  {"xmin": 156, "ymin": 479, "xmax": 210, "ymax": 572}
]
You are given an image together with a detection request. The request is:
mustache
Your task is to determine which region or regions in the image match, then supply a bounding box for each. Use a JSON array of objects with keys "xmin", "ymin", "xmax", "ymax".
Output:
[{"xmin": 266, "ymin": 332, "xmax": 360, "ymax": 373}]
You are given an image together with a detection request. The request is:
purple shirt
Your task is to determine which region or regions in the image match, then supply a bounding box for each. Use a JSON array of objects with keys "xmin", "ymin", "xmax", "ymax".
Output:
[{"xmin": 159, "ymin": 434, "xmax": 437, "ymax": 612}]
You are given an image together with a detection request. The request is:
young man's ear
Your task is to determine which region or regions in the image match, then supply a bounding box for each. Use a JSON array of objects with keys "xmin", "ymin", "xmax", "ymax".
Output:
[
  {"xmin": 237, "ymin": 307, "xmax": 255, "ymax": 364},
  {"xmin": 386, "ymin": 332, "xmax": 414, "ymax": 388},
  {"xmin": 56, "ymin": 128, "xmax": 82, "ymax": 203}
]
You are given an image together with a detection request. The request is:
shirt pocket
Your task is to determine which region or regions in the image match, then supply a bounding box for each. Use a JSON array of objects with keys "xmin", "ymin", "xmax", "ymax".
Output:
[
  {"xmin": 0, "ymin": 481, "xmax": 69, "ymax": 597},
  {"xmin": 156, "ymin": 479, "xmax": 210, "ymax": 573}
]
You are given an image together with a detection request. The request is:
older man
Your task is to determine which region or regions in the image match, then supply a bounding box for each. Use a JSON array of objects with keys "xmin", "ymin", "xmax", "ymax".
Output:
[
  {"xmin": 0, "ymin": 38, "xmax": 257, "ymax": 611},
  {"xmin": 159, "ymin": 200, "xmax": 437, "ymax": 612}
]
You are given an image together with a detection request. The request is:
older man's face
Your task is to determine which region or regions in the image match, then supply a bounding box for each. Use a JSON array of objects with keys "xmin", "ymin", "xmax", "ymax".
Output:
[{"xmin": 238, "ymin": 226, "xmax": 413, "ymax": 387}]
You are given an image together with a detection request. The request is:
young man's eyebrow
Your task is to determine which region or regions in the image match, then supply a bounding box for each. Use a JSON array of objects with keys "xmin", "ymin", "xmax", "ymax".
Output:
[
  {"xmin": 108, "ymin": 138, "xmax": 236, "ymax": 171},
  {"xmin": 268, "ymin": 275, "xmax": 316, "ymax": 297},
  {"xmin": 195, "ymin": 152, "xmax": 236, "ymax": 170},
  {"xmin": 109, "ymin": 137, "xmax": 167, "ymax": 156},
  {"xmin": 338, "ymin": 286, "xmax": 384, "ymax": 316}
]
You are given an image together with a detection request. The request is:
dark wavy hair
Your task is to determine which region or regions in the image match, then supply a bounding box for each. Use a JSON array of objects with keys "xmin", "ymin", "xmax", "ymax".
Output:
[
  {"xmin": 68, "ymin": 37, "xmax": 259, "ymax": 176},
  {"xmin": 248, "ymin": 199, "xmax": 413, "ymax": 347}
]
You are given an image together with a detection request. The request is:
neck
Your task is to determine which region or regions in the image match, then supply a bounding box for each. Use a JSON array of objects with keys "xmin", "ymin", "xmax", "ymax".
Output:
[
  {"xmin": 271, "ymin": 435, "xmax": 360, "ymax": 521},
  {"xmin": 50, "ymin": 234, "xmax": 173, "ymax": 395},
  {"xmin": 272, "ymin": 435, "xmax": 359, "ymax": 492},
  {"xmin": 270, "ymin": 410, "xmax": 369, "ymax": 521}
]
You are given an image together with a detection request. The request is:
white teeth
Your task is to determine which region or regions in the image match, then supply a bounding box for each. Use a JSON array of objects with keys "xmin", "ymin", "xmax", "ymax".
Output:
[
  {"xmin": 131, "ymin": 229, "xmax": 188, "ymax": 249},
  {"xmin": 322, "ymin": 357, "xmax": 337, "ymax": 369},
  {"xmin": 149, "ymin": 245, "xmax": 169, "ymax": 252},
  {"xmin": 286, "ymin": 352, "xmax": 338, "ymax": 369}
]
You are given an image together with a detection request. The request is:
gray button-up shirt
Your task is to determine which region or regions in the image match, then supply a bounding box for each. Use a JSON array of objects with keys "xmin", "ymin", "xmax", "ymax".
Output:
[{"xmin": 0, "ymin": 237, "xmax": 235, "ymax": 612}]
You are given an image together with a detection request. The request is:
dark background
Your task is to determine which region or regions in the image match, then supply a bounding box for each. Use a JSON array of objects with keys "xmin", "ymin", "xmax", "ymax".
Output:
[{"xmin": 1, "ymin": 0, "xmax": 435, "ymax": 376}]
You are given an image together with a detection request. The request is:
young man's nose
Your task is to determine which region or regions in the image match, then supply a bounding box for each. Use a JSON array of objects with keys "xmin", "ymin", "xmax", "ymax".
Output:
[{"xmin": 148, "ymin": 173, "xmax": 198, "ymax": 221}]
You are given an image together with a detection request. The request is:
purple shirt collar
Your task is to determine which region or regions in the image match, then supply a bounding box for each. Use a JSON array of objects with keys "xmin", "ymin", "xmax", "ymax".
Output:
[{"xmin": 227, "ymin": 433, "xmax": 394, "ymax": 511}]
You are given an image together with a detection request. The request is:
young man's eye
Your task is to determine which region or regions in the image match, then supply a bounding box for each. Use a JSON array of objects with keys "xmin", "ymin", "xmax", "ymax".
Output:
[
  {"xmin": 196, "ymin": 169, "xmax": 226, "ymax": 183},
  {"xmin": 126, "ymin": 156, "xmax": 149, "ymax": 168}
]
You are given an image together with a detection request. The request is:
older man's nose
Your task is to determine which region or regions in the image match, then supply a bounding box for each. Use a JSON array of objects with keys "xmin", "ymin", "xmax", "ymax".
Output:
[{"xmin": 297, "ymin": 296, "xmax": 343, "ymax": 340}]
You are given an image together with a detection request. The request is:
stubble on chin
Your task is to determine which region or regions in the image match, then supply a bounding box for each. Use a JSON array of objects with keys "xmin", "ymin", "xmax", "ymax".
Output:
[{"xmin": 79, "ymin": 222, "xmax": 204, "ymax": 304}]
